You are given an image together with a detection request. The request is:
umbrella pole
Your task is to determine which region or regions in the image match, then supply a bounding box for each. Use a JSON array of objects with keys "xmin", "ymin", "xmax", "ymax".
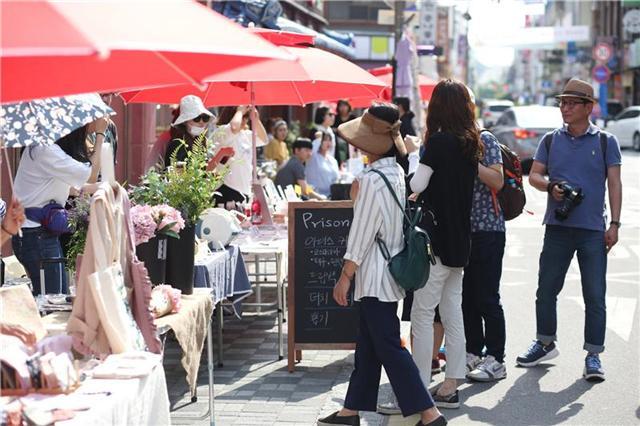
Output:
[{"xmin": 250, "ymin": 83, "xmax": 257, "ymax": 185}]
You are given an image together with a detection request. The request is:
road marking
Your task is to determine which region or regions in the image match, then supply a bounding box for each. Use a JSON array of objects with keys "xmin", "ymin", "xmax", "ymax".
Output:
[{"xmin": 567, "ymin": 296, "xmax": 637, "ymax": 342}]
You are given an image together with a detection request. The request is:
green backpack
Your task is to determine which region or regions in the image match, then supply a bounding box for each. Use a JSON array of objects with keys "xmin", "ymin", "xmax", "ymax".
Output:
[{"xmin": 368, "ymin": 169, "xmax": 435, "ymax": 292}]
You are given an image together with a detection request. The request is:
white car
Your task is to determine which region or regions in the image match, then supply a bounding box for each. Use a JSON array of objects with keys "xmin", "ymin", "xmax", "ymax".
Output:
[
  {"xmin": 604, "ymin": 106, "xmax": 640, "ymax": 151},
  {"xmin": 482, "ymin": 100, "xmax": 515, "ymax": 128}
]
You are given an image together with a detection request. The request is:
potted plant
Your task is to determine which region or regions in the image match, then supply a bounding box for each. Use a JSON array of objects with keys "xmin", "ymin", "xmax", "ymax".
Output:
[
  {"xmin": 131, "ymin": 135, "xmax": 227, "ymax": 294},
  {"xmin": 130, "ymin": 204, "xmax": 185, "ymax": 285}
]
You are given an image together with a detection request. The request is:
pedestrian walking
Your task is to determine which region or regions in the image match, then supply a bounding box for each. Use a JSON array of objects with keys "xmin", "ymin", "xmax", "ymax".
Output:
[
  {"xmin": 516, "ymin": 78, "xmax": 622, "ymax": 382},
  {"xmin": 409, "ymin": 79, "xmax": 483, "ymax": 409},
  {"xmin": 393, "ymin": 97, "xmax": 417, "ymax": 138},
  {"xmin": 462, "ymin": 88, "xmax": 508, "ymax": 382},
  {"xmin": 317, "ymin": 104, "xmax": 446, "ymax": 426}
]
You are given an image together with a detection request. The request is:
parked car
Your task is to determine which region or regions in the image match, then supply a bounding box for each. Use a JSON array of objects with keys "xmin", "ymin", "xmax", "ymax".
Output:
[
  {"xmin": 482, "ymin": 99, "xmax": 515, "ymax": 128},
  {"xmin": 604, "ymin": 106, "xmax": 640, "ymax": 151},
  {"xmin": 491, "ymin": 105, "xmax": 563, "ymax": 173}
]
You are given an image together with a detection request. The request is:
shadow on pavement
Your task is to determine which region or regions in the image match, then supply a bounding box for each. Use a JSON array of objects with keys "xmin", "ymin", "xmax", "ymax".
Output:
[{"xmin": 445, "ymin": 366, "xmax": 595, "ymax": 425}]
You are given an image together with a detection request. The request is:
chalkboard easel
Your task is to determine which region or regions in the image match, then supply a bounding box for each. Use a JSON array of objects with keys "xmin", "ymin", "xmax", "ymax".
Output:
[{"xmin": 287, "ymin": 201, "xmax": 358, "ymax": 372}]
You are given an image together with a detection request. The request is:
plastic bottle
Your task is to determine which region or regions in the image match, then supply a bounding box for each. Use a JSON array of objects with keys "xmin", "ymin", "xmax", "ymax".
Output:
[{"xmin": 251, "ymin": 198, "xmax": 262, "ymax": 225}]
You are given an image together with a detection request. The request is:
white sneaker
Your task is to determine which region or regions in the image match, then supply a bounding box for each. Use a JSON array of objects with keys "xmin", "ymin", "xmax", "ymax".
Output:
[
  {"xmin": 467, "ymin": 355, "xmax": 507, "ymax": 382},
  {"xmin": 377, "ymin": 396, "xmax": 401, "ymax": 415},
  {"xmin": 466, "ymin": 353, "xmax": 482, "ymax": 373}
]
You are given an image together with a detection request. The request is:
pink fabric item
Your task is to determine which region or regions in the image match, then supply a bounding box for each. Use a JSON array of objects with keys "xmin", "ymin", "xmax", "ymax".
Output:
[
  {"xmin": 122, "ymin": 193, "xmax": 163, "ymax": 354},
  {"xmin": 144, "ymin": 130, "xmax": 171, "ymax": 171}
]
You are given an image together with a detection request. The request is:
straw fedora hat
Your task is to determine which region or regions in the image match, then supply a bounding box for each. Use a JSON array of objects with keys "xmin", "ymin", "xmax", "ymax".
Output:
[
  {"xmin": 337, "ymin": 111, "xmax": 407, "ymax": 157},
  {"xmin": 555, "ymin": 78, "xmax": 597, "ymax": 103}
]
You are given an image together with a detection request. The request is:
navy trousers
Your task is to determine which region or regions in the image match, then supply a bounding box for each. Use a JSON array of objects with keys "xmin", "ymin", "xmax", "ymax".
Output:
[{"xmin": 344, "ymin": 297, "xmax": 434, "ymax": 416}]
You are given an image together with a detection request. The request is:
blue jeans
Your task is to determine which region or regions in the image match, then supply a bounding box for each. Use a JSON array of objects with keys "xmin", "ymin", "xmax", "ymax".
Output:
[
  {"xmin": 344, "ymin": 298, "xmax": 434, "ymax": 416},
  {"xmin": 536, "ymin": 225, "xmax": 606, "ymax": 353},
  {"xmin": 12, "ymin": 227, "xmax": 68, "ymax": 295}
]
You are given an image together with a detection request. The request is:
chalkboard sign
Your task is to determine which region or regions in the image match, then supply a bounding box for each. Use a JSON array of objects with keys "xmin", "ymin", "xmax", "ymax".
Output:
[{"xmin": 287, "ymin": 201, "xmax": 358, "ymax": 372}]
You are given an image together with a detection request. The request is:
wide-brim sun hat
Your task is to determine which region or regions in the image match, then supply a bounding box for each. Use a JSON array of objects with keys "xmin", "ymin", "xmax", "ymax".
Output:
[
  {"xmin": 173, "ymin": 95, "xmax": 214, "ymax": 126},
  {"xmin": 337, "ymin": 111, "xmax": 407, "ymax": 157},
  {"xmin": 555, "ymin": 78, "xmax": 597, "ymax": 103}
]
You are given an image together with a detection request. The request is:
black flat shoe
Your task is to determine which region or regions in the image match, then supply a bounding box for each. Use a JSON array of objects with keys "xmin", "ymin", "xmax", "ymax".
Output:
[
  {"xmin": 317, "ymin": 411, "xmax": 360, "ymax": 426},
  {"xmin": 415, "ymin": 415, "xmax": 447, "ymax": 426}
]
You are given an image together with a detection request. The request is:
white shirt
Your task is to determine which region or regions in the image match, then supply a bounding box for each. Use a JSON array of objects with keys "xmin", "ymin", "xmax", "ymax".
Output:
[
  {"xmin": 15, "ymin": 144, "xmax": 91, "ymax": 228},
  {"xmin": 306, "ymin": 151, "xmax": 339, "ymax": 197},
  {"xmin": 212, "ymin": 124, "xmax": 265, "ymax": 196},
  {"xmin": 344, "ymin": 157, "xmax": 406, "ymax": 302}
]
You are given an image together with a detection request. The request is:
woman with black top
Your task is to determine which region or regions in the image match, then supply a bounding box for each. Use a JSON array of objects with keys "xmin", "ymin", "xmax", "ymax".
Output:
[
  {"xmin": 409, "ymin": 79, "xmax": 483, "ymax": 409},
  {"xmin": 164, "ymin": 95, "xmax": 214, "ymax": 166}
]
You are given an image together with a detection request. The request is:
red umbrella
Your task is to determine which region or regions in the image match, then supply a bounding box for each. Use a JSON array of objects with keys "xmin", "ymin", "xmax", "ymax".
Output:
[
  {"xmin": 120, "ymin": 30, "xmax": 387, "ymax": 106},
  {"xmin": 0, "ymin": 0, "xmax": 293, "ymax": 103},
  {"xmin": 348, "ymin": 65, "xmax": 439, "ymax": 108}
]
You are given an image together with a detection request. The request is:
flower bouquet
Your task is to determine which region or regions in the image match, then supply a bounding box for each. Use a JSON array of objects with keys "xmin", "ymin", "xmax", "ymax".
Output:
[{"xmin": 130, "ymin": 204, "xmax": 185, "ymax": 285}]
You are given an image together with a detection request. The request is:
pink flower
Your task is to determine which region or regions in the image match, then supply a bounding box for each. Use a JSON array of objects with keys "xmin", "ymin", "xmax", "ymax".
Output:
[
  {"xmin": 130, "ymin": 204, "xmax": 157, "ymax": 245},
  {"xmin": 151, "ymin": 204, "xmax": 185, "ymax": 235}
]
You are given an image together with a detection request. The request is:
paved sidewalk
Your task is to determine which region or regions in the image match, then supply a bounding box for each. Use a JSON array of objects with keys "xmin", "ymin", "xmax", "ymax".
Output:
[{"xmin": 163, "ymin": 308, "xmax": 395, "ymax": 426}]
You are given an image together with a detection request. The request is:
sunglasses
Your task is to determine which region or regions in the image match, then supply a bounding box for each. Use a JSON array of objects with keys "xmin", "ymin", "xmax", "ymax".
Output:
[{"xmin": 193, "ymin": 114, "xmax": 211, "ymax": 123}]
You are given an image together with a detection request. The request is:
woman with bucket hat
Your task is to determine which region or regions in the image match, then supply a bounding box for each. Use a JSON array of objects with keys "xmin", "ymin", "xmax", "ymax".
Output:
[
  {"xmin": 164, "ymin": 95, "xmax": 215, "ymax": 166},
  {"xmin": 317, "ymin": 104, "xmax": 446, "ymax": 426}
]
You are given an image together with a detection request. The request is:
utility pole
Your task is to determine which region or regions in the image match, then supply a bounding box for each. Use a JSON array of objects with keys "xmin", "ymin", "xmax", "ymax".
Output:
[{"xmin": 391, "ymin": 0, "xmax": 406, "ymax": 100}]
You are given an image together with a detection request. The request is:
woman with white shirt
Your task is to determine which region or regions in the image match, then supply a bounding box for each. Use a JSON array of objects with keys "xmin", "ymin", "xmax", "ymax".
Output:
[
  {"xmin": 310, "ymin": 106, "xmax": 336, "ymax": 157},
  {"xmin": 306, "ymin": 131, "xmax": 339, "ymax": 198},
  {"xmin": 12, "ymin": 118, "xmax": 107, "ymax": 295},
  {"xmin": 212, "ymin": 105, "xmax": 268, "ymax": 209},
  {"xmin": 317, "ymin": 104, "xmax": 446, "ymax": 426}
]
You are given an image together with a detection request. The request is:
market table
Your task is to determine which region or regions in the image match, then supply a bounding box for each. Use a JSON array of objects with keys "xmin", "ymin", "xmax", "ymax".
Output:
[
  {"xmin": 40, "ymin": 288, "xmax": 215, "ymax": 426},
  {"xmin": 235, "ymin": 233, "xmax": 288, "ymax": 360}
]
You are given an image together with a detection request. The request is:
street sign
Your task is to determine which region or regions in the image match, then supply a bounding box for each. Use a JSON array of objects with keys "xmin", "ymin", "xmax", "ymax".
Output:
[
  {"xmin": 593, "ymin": 42, "xmax": 613, "ymax": 63},
  {"xmin": 592, "ymin": 64, "xmax": 611, "ymax": 83}
]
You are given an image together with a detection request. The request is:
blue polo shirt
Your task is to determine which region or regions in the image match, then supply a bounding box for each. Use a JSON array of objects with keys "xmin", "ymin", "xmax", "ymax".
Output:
[{"xmin": 533, "ymin": 123, "xmax": 621, "ymax": 231}]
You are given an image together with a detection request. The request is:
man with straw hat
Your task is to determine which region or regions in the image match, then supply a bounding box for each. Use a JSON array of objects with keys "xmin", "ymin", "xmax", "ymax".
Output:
[
  {"xmin": 516, "ymin": 78, "xmax": 622, "ymax": 383},
  {"xmin": 317, "ymin": 104, "xmax": 446, "ymax": 426}
]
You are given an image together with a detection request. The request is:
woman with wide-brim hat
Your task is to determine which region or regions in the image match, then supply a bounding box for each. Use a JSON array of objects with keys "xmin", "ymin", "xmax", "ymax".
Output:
[
  {"xmin": 317, "ymin": 104, "xmax": 446, "ymax": 426},
  {"xmin": 164, "ymin": 95, "xmax": 215, "ymax": 166}
]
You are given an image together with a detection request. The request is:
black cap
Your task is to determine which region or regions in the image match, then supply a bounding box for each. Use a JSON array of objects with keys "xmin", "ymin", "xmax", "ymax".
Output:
[{"xmin": 292, "ymin": 137, "xmax": 313, "ymax": 150}]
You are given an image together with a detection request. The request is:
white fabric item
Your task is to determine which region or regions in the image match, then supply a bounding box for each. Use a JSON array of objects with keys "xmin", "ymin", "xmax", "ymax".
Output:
[
  {"xmin": 411, "ymin": 257, "xmax": 466, "ymax": 384},
  {"xmin": 409, "ymin": 163, "xmax": 434, "ymax": 194},
  {"xmin": 343, "ymin": 157, "xmax": 405, "ymax": 302},
  {"xmin": 407, "ymin": 151, "xmax": 420, "ymax": 175},
  {"xmin": 14, "ymin": 144, "xmax": 91, "ymax": 227},
  {"xmin": 173, "ymin": 95, "xmax": 213, "ymax": 126},
  {"xmin": 91, "ymin": 352, "xmax": 161, "ymax": 379},
  {"xmin": 56, "ymin": 364, "xmax": 170, "ymax": 426},
  {"xmin": 212, "ymin": 124, "xmax": 265, "ymax": 196},
  {"xmin": 88, "ymin": 263, "xmax": 145, "ymax": 354}
]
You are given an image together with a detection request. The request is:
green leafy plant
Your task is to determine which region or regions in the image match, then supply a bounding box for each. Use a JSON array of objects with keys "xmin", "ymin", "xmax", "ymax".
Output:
[
  {"xmin": 65, "ymin": 193, "xmax": 92, "ymax": 270},
  {"xmin": 130, "ymin": 134, "xmax": 228, "ymax": 227}
]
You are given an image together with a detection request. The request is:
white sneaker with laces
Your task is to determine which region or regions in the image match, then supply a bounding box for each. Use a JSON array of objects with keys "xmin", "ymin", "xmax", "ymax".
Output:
[
  {"xmin": 466, "ymin": 353, "xmax": 482, "ymax": 373},
  {"xmin": 377, "ymin": 395, "xmax": 401, "ymax": 415},
  {"xmin": 467, "ymin": 355, "xmax": 507, "ymax": 382}
]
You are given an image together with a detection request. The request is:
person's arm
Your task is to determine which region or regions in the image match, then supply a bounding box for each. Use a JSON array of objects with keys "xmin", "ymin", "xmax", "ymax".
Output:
[
  {"xmin": 297, "ymin": 179, "xmax": 325, "ymax": 200},
  {"xmin": 605, "ymin": 165, "xmax": 622, "ymax": 252},
  {"xmin": 230, "ymin": 106, "xmax": 248, "ymax": 134},
  {"xmin": 334, "ymin": 177, "xmax": 381, "ymax": 306},
  {"xmin": 250, "ymin": 107, "xmax": 268, "ymax": 145},
  {"xmin": 478, "ymin": 163, "xmax": 504, "ymax": 191},
  {"xmin": 529, "ymin": 161, "xmax": 564, "ymax": 201},
  {"xmin": 410, "ymin": 163, "xmax": 434, "ymax": 194},
  {"xmin": 86, "ymin": 118, "xmax": 108, "ymax": 183},
  {"xmin": 1, "ymin": 199, "xmax": 25, "ymax": 245}
]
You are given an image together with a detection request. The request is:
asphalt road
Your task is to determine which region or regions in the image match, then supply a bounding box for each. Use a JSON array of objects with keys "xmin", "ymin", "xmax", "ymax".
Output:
[{"xmin": 390, "ymin": 149, "xmax": 640, "ymax": 426}]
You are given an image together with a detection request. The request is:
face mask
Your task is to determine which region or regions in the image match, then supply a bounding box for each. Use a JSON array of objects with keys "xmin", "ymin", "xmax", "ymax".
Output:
[{"xmin": 188, "ymin": 125, "xmax": 206, "ymax": 137}]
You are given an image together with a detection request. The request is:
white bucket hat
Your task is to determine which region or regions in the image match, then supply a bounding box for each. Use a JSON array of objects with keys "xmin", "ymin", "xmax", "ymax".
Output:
[{"xmin": 173, "ymin": 95, "xmax": 214, "ymax": 126}]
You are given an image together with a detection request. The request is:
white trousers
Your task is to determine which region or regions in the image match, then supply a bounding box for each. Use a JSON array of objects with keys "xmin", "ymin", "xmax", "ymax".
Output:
[{"xmin": 411, "ymin": 257, "xmax": 466, "ymax": 384}]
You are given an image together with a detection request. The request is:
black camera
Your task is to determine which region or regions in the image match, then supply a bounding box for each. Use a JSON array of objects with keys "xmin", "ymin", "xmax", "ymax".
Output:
[{"xmin": 554, "ymin": 182, "xmax": 584, "ymax": 221}]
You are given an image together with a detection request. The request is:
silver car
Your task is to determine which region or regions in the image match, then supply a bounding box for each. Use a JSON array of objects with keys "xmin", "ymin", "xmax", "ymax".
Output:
[{"xmin": 491, "ymin": 105, "xmax": 563, "ymax": 173}]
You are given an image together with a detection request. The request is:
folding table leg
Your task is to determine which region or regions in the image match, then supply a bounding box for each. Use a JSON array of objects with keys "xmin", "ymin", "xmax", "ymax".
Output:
[
  {"xmin": 254, "ymin": 256, "xmax": 261, "ymax": 313},
  {"xmin": 276, "ymin": 252, "xmax": 283, "ymax": 360},
  {"xmin": 217, "ymin": 301, "xmax": 224, "ymax": 368},
  {"xmin": 207, "ymin": 316, "xmax": 215, "ymax": 426}
]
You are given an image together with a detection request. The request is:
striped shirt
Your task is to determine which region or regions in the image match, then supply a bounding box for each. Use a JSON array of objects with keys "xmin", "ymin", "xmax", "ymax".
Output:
[
  {"xmin": 0, "ymin": 199, "xmax": 6, "ymax": 221},
  {"xmin": 344, "ymin": 157, "xmax": 406, "ymax": 302}
]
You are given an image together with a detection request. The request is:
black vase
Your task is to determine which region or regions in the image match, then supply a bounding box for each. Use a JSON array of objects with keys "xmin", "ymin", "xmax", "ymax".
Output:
[
  {"xmin": 136, "ymin": 235, "xmax": 167, "ymax": 285},
  {"xmin": 165, "ymin": 224, "xmax": 196, "ymax": 295}
]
